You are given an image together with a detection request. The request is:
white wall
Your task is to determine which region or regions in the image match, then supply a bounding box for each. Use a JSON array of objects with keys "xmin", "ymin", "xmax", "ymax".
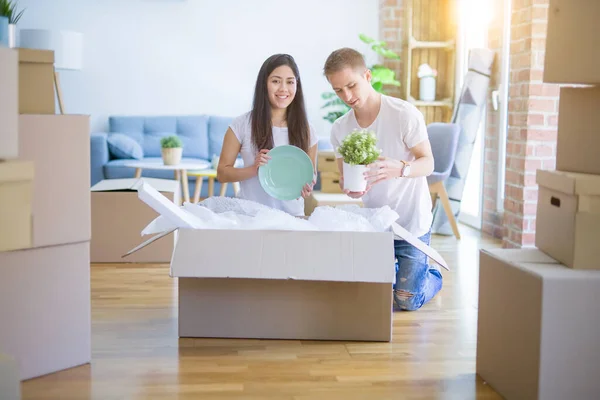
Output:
[{"xmin": 16, "ymin": 0, "xmax": 379, "ymax": 136}]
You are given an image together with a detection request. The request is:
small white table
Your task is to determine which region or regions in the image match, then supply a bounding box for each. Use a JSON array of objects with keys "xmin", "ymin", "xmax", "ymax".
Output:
[{"xmin": 123, "ymin": 160, "xmax": 210, "ymax": 203}]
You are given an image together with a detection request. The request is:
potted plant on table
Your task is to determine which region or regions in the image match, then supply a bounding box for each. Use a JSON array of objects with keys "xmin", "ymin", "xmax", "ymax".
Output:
[
  {"xmin": 0, "ymin": 0, "xmax": 25, "ymax": 48},
  {"xmin": 337, "ymin": 129, "xmax": 380, "ymax": 192},
  {"xmin": 160, "ymin": 135, "xmax": 183, "ymax": 165}
]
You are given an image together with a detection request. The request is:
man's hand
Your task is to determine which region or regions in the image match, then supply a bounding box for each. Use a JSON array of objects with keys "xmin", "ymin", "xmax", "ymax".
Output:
[
  {"xmin": 339, "ymin": 175, "xmax": 370, "ymax": 199},
  {"xmin": 364, "ymin": 156, "xmax": 404, "ymax": 186}
]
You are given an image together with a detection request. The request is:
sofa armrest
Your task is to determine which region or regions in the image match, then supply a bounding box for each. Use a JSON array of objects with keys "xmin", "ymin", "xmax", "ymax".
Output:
[{"xmin": 90, "ymin": 132, "xmax": 109, "ymax": 186}]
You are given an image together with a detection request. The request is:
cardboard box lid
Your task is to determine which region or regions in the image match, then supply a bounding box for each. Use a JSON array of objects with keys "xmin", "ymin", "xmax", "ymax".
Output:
[
  {"xmin": 536, "ymin": 170, "xmax": 600, "ymax": 196},
  {"xmin": 0, "ymin": 161, "xmax": 34, "ymax": 182},
  {"xmin": 91, "ymin": 178, "xmax": 179, "ymax": 193},
  {"xmin": 481, "ymin": 248, "xmax": 600, "ymax": 280},
  {"xmin": 17, "ymin": 48, "xmax": 54, "ymax": 64}
]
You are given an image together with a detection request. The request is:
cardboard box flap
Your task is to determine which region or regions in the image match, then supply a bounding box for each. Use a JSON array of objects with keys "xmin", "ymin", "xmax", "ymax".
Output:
[
  {"xmin": 136, "ymin": 180, "xmax": 202, "ymax": 228},
  {"xmin": 91, "ymin": 177, "xmax": 179, "ymax": 193},
  {"xmin": 0, "ymin": 161, "xmax": 34, "ymax": 182},
  {"xmin": 391, "ymin": 222, "xmax": 449, "ymax": 271},
  {"xmin": 170, "ymin": 228, "xmax": 395, "ymax": 283},
  {"xmin": 18, "ymin": 48, "xmax": 54, "ymax": 64},
  {"xmin": 537, "ymin": 170, "xmax": 600, "ymax": 196}
]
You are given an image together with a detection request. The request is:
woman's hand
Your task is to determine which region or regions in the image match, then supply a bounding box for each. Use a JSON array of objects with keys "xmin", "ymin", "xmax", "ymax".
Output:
[
  {"xmin": 254, "ymin": 149, "xmax": 271, "ymax": 171},
  {"xmin": 300, "ymin": 175, "xmax": 317, "ymax": 199}
]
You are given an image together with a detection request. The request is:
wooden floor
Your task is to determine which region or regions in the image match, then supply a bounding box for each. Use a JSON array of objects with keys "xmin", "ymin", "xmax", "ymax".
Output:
[{"xmin": 21, "ymin": 224, "xmax": 503, "ymax": 400}]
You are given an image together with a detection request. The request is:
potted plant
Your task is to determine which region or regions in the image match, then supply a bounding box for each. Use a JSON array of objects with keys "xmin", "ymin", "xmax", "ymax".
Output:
[
  {"xmin": 0, "ymin": 0, "xmax": 25, "ymax": 48},
  {"xmin": 337, "ymin": 129, "xmax": 380, "ymax": 192},
  {"xmin": 160, "ymin": 135, "xmax": 183, "ymax": 165}
]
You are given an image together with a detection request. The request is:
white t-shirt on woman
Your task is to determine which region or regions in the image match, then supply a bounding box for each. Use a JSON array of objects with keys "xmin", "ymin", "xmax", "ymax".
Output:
[
  {"xmin": 330, "ymin": 95, "xmax": 433, "ymax": 237},
  {"xmin": 229, "ymin": 111, "xmax": 319, "ymax": 216}
]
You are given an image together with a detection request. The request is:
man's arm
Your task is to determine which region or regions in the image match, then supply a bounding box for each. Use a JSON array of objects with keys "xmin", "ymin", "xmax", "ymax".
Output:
[
  {"xmin": 364, "ymin": 139, "xmax": 434, "ymax": 186},
  {"xmin": 403, "ymin": 139, "xmax": 435, "ymax": 177}
]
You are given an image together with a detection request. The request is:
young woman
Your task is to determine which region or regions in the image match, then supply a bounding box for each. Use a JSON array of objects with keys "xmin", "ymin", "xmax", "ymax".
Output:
[{"xmin": 217, "ymin": 54, "xmax": 318, "ymax": 216}]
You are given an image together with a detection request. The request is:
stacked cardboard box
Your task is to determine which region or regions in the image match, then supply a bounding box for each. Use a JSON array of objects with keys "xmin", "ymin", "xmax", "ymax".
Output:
[
  {"xmin": 0, "ymin": 48, "xmax": 91, "ymax": 382},
  {"xmin": 476, "ymin": 1, "xmax": 600, "ymax": 398},
  {"xmin": 317, "ymin": 150, "xmax": 342, "ymax": 193}
]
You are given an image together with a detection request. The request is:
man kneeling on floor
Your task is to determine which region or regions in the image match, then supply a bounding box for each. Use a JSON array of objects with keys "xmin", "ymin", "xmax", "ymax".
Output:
[{"xmin": 323, "ymin": 47, "xmax": 442, "ymax": 311}]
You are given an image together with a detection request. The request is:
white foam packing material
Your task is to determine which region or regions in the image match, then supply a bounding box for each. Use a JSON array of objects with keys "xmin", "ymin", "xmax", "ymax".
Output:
[{"xmin": 139, "ymin": 185, "xmax": 399, "ymax": 235}]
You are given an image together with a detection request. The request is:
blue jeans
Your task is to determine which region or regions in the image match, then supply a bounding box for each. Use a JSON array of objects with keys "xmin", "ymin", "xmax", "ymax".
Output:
[{"xmin": 393, "ymin": 230, "xmax": 443, "ymax": 311}]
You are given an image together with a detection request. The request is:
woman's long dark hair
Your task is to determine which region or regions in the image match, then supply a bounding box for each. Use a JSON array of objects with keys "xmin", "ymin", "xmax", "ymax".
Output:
[{"xmin": 250, "ymin": 54, "xmax": 310, "ymax": 153}]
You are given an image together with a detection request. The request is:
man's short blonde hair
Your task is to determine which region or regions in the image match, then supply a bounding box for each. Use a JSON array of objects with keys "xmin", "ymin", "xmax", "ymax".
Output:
[{"xmin": 323, "ymin": 48, "xmax": 367, "ymax": 77}]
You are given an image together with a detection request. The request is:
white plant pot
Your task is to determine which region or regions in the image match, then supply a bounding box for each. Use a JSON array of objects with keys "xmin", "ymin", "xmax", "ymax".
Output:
[
  {"xmin": 161, "ymin": 148, "xmax": 182, "ymax": 165},
  {"xmin": 419, "ymin": 76, "xmax": 436, "ymax": 102},
  {"xmin": 8, "ymin": 24, "xmax": 15, "ymax": 48},
  {"xmin": 343, "ymin": 162, "xmax": 368, "ymax": 192}
]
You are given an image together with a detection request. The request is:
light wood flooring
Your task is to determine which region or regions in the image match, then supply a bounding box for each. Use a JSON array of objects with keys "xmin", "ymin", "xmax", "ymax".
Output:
[{"xmin": 21, "ymin": 224, "xmax": 503, "ymax": 400}]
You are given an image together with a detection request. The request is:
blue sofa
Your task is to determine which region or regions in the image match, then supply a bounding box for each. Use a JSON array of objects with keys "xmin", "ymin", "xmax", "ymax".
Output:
[
  {"xmin": 90, "ymin": 114, "xmax": 336, "ymax": 198},
  {"xmin": 90, "ymin": 115, "xmax": 237, "ymax": 198}
]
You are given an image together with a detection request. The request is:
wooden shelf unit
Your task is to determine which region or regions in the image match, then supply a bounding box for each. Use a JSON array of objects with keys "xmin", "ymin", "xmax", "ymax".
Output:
[{"xmin": 403, "ymin": 0, "xmax": 458, "ymax": 124}]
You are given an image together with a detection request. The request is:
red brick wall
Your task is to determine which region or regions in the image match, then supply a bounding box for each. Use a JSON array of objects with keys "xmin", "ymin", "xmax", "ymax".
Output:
[
  {"xmin": 483, "ymin": 0, "xmax": 558, "ymax": 247},
  {"xmin": 502, "ymin": 0, "xmax": 558, "ymax": 248},
  {"xmin": 379, "ymin": 0, "xmax": 404, "ymax": 98}
]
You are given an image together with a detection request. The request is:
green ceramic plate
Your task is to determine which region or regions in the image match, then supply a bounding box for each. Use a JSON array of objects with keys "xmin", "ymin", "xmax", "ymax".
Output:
[{"xmin": 258, "ymin": 145, "xmax": 314, "ymax": 201}]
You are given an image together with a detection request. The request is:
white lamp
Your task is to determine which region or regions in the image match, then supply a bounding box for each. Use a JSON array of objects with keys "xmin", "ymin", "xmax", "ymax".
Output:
[{"xmin": 18, "ymin": 29, "xmax": 84, "ymax": 114}]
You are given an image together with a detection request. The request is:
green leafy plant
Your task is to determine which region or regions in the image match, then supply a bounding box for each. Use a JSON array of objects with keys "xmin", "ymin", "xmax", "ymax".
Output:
[
  {"xmin": 0, "ymin": 0, "xmax": 25, "ymax": 24},
  {"xmin": 337, "ymin": 129, "xmax": 381, "ymax": 166},
  {"xmin": 160, "ymin": 135, "xmax": 183, "ymax": 149},
  {"xmin": 321, "ymin": 33, "xmax": 401, "ymax": 124}
]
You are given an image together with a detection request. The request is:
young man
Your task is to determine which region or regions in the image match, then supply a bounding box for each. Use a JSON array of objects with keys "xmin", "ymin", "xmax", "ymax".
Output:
[{"xmin": 323, "ymin": 47, "xmax": 442, "ymax": 311}]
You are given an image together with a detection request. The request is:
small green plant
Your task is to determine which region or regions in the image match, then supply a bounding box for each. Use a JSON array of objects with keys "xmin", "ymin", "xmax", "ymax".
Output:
[
  {"xmin": 160, "ymin": 135, "xmax": 183, "ymax": 149},
  {"xmin": 321, "ymin": 33, "xmax": 401, "ymax": 124},
  {"xmin": 337, "ymin": 129, "xmax": 381, "ymax": 166},
  {"xmin": 0, "ymin": 0, "xmax": 25, "ymax": 24}
]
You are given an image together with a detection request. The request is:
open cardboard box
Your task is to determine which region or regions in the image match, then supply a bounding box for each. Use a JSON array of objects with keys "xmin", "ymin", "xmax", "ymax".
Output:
[{"xmin": 123, "ymin": 181, "xmax": 448, "ymax": 342}]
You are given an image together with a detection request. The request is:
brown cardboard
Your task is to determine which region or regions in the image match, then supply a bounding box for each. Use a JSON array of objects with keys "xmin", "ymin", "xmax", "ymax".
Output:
[
  {"xmin": 317, "ymin": 151, "xmax": 339, "ymax": 173},
  {"xmin": 0, "ymin": 354, "xmax": 20, "ymax": 400},
  {"xmin": 305, "ymin": 191, "xmax": 363, "ymax": 215},
  {"xmin": 91, "ymin": 178, "xmax": 180, "ymax": 263},
  {"xmin": 477, "ymin": 248, "xmax": 600, "ymax": 400},
  {"xmin": 544, "ymin": 0, "xmax": 600, "ymax": 84},
  {"xmin": 320, "ymin": 171, "xmax": 343, "ymax": 193},
  {"xmin": 0, "ymin": 241, "xmax": 91, "ymax": 381},
  {"xmin": 535, "ymin": 169, "xmax": 600, "ymax": 269},
  {"xmin": 179, "ymin": 278, "xmax": 392, "ymax": 341},
  {"xmin": 555, "ymin": 86, "xmax": 600, "ymax": 175},
  {"xmin": 0, "ymin": 160, "xmax": 34, "ymax": 252},
  {"xmin": 18, "ymin": 115, "xmax": 91, "ymax": 248},
  {"xmin": 0, "ymin": 48, "xmax": 18, "ymax": 160},
  {"xmin": 18, "ymin": 48, "xmax": 55, "ymax": 114}
]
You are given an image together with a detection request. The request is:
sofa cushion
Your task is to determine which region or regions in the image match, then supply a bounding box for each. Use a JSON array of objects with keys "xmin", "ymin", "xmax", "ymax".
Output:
[
  {"xmin": 107, "ymin": 133, "xmax": 144, "ymax": 160},
  {"xmin": 208, "ymin": 116, "xmax": 234, "ymax": 158},
  {"xmin": 108, "ymin": 116, "xmax": 210, "ymax": 160}
]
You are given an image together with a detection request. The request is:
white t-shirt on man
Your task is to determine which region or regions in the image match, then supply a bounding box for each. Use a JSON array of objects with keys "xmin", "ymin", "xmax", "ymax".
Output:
[
  {"xmin": 230, "ymin": 111, "xmax": 319, "ymax": 216},
  {"xmin": 330, "ymin": 95, "xmax": 433, "ymax": 237}
]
